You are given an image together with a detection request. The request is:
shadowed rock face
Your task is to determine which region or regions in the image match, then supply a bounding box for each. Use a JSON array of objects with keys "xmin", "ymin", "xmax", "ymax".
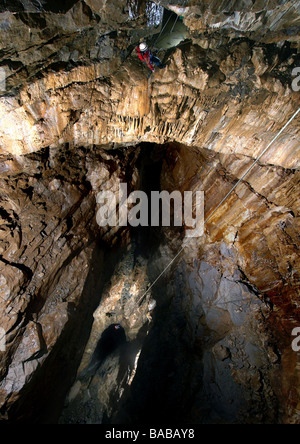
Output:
[
  {"xmin": 79, "ymin": 324, "xmax": 127, "ymax": 380},
  {"xmin": 95, "ymin": 325, "xmax": 127, "ymax": 360},
  {"xmin": 0, "ymin": 0, "xmax": 299, "ymax": 425},
  {"xmin": 0, "ymin": 0, "xmax": 79, "ymax": 13}
]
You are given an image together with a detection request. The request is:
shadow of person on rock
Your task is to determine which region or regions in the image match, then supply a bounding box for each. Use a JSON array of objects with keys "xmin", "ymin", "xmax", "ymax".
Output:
[{"xmin": 79, "ymin": 324, "xmax": 126, "ymax": 383}]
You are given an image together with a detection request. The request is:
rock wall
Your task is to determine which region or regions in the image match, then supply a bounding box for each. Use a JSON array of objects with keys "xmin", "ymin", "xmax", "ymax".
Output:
[
  {"xmin": 60, "ymin": 142, "xmax": 299, "ymax": 424},
  {"xmin": 171, "ymin": 0, "xmax": 300, "ymax": 45},
  {"xmin": 1, "ymin": 39, "xmax": 299, "ymax": 169},
  {"xmin": 0, "ymin": 144, "xmax": 141, "ymax": 421}
]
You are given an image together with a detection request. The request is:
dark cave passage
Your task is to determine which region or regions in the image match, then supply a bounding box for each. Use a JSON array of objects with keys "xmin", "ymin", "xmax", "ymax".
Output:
[
  {"xmin": 58, "ymin": 142, "xmax": 187, "ymax": 424},
  {"xmin": 56, "ymin": 141, "xmax": 287, "ymax": 425},
  {"xmin": 0, "ymin": 135, "xmax": 298, "ymax": 424},
  {"xmin": 131, "ymin": 143, "xmax": 167, "ymax": 258}
]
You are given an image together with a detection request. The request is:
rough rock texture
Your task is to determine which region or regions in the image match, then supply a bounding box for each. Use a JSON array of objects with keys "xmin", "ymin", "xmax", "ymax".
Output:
[
  {"xmin": 60, "ymin": 244, "xmax": 155, "ymax": 424},
  {"xmin": 59, "ymin": 142, "xmax": 299, "ymax": 424},
  {"xmin": 172, "ymin": 0, "xmax": 300, "ymax": 46},
  {"xmin": 1, "ymin": 39, "xmax": 299, "ymax": 168},
  {"xmin": 0, "ymin": 0, "xmax": 299, "ymax": 424},
  {"xmin": 0, "ymin": 144, "xmax": 140, "ymax": 421}
]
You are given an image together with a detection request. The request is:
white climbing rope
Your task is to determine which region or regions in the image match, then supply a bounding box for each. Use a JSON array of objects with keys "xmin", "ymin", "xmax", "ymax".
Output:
[
  {"xmin": 202, "ymin": 107, "xmax": 300, "ymax": 225},
  {"xmin": 138, "ymin": 107, "xmax": 300, "ymax": 303},
  {"xmin": 170, "ymin": 0, "xmax": 189, "ymax": 34}
]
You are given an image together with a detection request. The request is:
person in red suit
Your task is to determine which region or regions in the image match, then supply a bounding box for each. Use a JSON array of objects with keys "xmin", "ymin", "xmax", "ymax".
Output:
[{"xmin": 136, "ymin": 42, "xmax": 166, "ymax": 73}]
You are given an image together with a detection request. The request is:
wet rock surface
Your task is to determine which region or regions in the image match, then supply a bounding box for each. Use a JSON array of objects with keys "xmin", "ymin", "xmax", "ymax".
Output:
[{"xmin": 0, "ymin": 0, "xmax": 299, "ymax": 424}]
